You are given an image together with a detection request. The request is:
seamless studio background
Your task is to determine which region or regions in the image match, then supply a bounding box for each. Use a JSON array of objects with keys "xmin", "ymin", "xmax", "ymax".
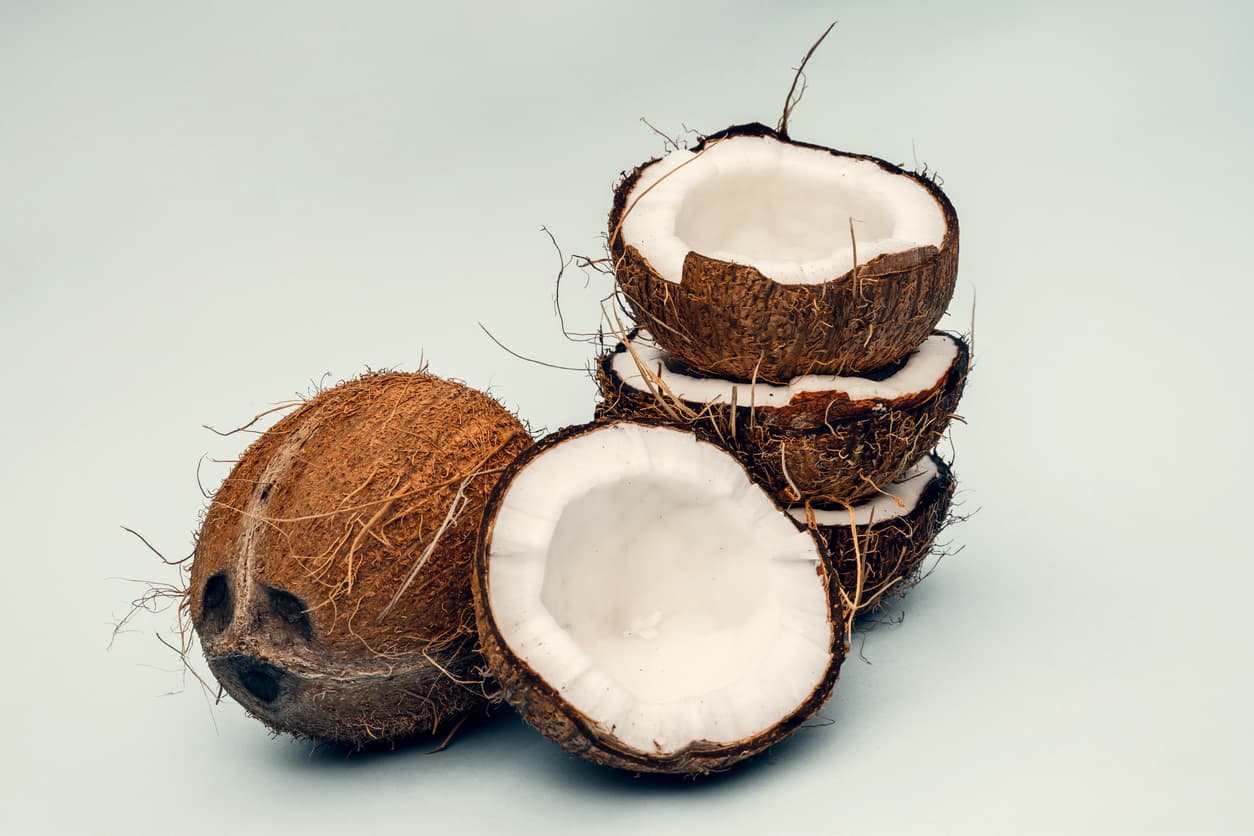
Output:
[{"xmin": 1, "ymin": 2, "xmax": 1251, "ymax": 834}]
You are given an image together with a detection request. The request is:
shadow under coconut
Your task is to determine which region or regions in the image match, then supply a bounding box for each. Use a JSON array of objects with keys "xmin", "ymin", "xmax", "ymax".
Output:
[
  {"xmin": 528, "ymin": 708, "xmax": 851, "ymax": 795},
  {"xmin": 255, "ymin": 696, "xmax": 852, "ymax": 789},
  {"xmin": 263, "ymin": 704, "xmax": 522, "ymax": 771}
]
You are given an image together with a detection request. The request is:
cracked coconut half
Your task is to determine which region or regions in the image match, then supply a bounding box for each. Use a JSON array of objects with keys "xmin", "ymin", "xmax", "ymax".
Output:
[
  {"xmin": 473, "ymin": 421, "xmax": 846, "ymax": 774},
  {"xmin": 610, "ymin": 122, "xmax": 958, "ymax": 382},
  {"xmin": 597, "ymin": 329, "xmax": 968, "ymax": 506}
]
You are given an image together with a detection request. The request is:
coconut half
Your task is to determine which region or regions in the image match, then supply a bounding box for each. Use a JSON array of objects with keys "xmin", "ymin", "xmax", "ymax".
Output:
[
  {"xmin": 474, "ymin": 421, "xmax": 845, "ymax": 774},
  {"xmin": 791, "ymin": 454, "xmax": 955, "ymax": 616},
  {"xmin": 609, "ymin": 122, "xmax": 959, "ymax": 382},
  {"xmin": 597, "ymin": 330, "xmax": 968, "ymax": 506}
]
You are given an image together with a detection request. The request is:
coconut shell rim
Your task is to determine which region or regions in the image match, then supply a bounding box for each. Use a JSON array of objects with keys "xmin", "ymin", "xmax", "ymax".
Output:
[
  {"xmin": 609, "ymin": 121, "xmax": 959, "ymax": 290},
  {"xmin": 600, "ymin": 329, "xmax": 969, "ymax": 430},
  {"xmin": 797, "ymin": 452, "xmax": 954, "ymax": 531}
]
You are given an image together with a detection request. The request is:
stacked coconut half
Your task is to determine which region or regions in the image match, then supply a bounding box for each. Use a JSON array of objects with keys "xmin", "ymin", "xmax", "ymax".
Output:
[{"xmin": 473, "ymin": 123, "xmax": 969, "ymax": 774}]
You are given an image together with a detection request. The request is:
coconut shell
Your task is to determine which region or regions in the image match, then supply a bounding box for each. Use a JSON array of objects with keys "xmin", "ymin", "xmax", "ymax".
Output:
[
  {"xmin": 596, "ymin": 331, "xmax": 969, "ymax": 507},
  {"xmin": 189, "ymin": 372, "xmax": 532, "ymax": 747},
  {"xmin": 473, "ymin": 420, "xmax": 848, "ymax": 775},
  {"xmin": 609, "ymin": 122, "xmax": 959, "ymax": 383},
  {"xmin": 801, "ymin": 454, "xmax": 955, "ymax": 617}
]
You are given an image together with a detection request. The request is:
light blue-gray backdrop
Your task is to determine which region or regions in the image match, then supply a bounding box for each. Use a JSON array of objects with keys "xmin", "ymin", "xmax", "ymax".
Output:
[{"xmin": 2, "ymin": 1, "xmax": 1251, "ymax": 833}]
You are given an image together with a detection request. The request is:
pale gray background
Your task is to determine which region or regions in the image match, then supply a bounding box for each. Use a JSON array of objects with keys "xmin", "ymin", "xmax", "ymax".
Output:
[{"xmin": 2, "ymin": 1, "xmax": 1251, "ymax": 834}]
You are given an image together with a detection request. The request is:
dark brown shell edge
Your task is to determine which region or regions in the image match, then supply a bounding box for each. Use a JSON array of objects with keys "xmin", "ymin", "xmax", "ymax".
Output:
[
  {"xmin": 608, "ymin": 122, "xmax": 960, "ymax": 383},
  {"xmin": 597, "ymin": 331, "xmax": 969, "ymax": 507},
  {"xmin": 472, "ymin": 419, "xmax": 848, "ymax": 775},
  {"xmin": 807, "ymin": 453, "xmax": 956, "ymax": 617}
]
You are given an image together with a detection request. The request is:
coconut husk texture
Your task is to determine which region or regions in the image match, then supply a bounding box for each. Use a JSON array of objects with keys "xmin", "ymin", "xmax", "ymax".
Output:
[
  {"xmin": 609, "ymin": 122, "xmax": 959, "ymax": 383},
  {"xmin": 189, "ymin": 371, "xmax": 532, "ymax": 747},
  {"xmin": 804, "ymin": 454, "xmax": 955, "ymax": 618},
  {"xmin": 596, "ymin": 331, "xmax": 969, "ymax": 508},
  {"xmin": 472, "ymin": 420, "xmax": 848, "ymax": 775}
]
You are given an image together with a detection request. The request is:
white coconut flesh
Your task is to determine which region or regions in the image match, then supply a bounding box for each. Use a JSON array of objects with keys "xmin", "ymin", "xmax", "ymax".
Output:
[
  {"xmin": 611, "ymin": 332, "xmax": 958, "ymax": 407},
  {"xmin": 620, "ymin": 135, "xmax": 947, "ymax": 285},
  {"xmin": 790, "ymin": 456, "xmax": 940, "ymax": 527},
  {"xmin": 485, "ymin": 423, "xmax": 833, "ymax": 754}
]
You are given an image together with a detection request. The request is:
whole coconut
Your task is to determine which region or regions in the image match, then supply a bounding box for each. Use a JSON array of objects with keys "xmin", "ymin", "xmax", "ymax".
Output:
[{"xmin": 189, "ymin": 371, "xmax": 532, "ymax": 747}]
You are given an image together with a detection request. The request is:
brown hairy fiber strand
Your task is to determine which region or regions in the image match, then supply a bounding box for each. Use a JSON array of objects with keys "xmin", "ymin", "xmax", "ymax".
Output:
[
  {"xmin": 473, "ymin": 421, "xmax": 848, "ymax": 776},
  {"xmin": 596, "ymin": 332, "xmax": 968, "ymax": 507},
  {"xmin": 190, "ymin": 372, "xmax": 532, "ymax": 747},
  {"xmin": 806, "ymin": 454, "xmax": 956, "ymax": 617},
  {"xmin": 609, "ymin": 122, "xmax": 959, "ymax": 383}
]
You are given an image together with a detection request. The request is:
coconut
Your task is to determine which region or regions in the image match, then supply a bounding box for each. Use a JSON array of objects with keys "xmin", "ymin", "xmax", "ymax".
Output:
[
  {"xmin": 189, "ymin": 371, "xmax": 532, "ymax": 747},
  {"xmin": 608, "ymin": 122, "xmax": 959, "ymax": 382},
  {"xmin": 473, "ymin": 420, "xmax": 846, "ymax": 775},
  {"xmin": 791, "ymin": 453, "xmax": 955, "ymax": 617},
  {"xmin": 596, "ymin": 329, "xmax": 968, "ymax": 506}
]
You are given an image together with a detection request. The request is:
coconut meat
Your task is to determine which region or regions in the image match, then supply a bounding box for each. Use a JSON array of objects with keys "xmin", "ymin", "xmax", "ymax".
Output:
[
  {"xmin": 790, "ymin": 456, "xmax": 940, "ymax": 527},
  {"xmin": 620, "ymin": 134, "xmax": 946, "ymax": 285},
  {"xmin": 611, "ymin": 332, "xmax": 958, "ymax": 407},
  {"xmin": 486, "ymin": 423, "xmax": 832, "ymax": 754}
]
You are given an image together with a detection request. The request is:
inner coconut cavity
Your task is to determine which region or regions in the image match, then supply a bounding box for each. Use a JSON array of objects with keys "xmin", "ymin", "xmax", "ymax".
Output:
[
  {"xmin": 612, "ymin": 332, "xmax": 959, "ymax": 407},
  {"xmin": 486, "ymin": 423, "xmax": 833, "ymax": 754},
  {"xmin": 620, "ymin": 135, "xmax": 946, "ymax": 285}
]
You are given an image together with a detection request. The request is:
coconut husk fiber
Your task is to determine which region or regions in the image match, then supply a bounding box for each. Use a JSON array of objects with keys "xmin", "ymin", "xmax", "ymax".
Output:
[
  {"xmin": 799, "ymin": 453, "xmax": 956, "ymax": 618},
  {"xmin": 190, "ymin": 371, "xmax": 532, "ymax": 747},
  {"xmin": 596, "ymin": 330, "xmax": 969, "ymax": 507},
  {"xmin": 608, "ymin": 122, "xmax": 959, "ymax": 383}
]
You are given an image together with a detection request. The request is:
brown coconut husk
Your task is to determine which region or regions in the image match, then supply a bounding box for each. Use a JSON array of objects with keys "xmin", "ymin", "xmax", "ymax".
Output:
[
  {"xmin": 608, "ymin": 122, "xmax": 959, "ymax": 383},
  {"xmin": 473, "ymin": 420, "xmax": 848, "ymax": 775},
  {"xmin": 800, "ymin": 453, "xmax": 955, "ymax": 618},
  {"xmin": 190, "ymin": 371, "xmax": 532, "ymax": 747},
  {"xmin": 596, "ymin": 330, "xmax": 969, "ymax": 507}
]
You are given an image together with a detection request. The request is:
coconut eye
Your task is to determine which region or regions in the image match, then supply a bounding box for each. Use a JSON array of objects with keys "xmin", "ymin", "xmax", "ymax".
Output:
[
  {"xmin": 266, "ymin": 587, "xmax": 313, "ymax": 640},
  {"xmin": 222, "ymin": 656, "xmax": 290, "ymax": 705},
  {"xmin": 238, "ymin": 659, "xmax": 286, "ymax": 703},
  {"xmin": 198, "ymin": 572, "xmax": 232, "ymax": 635}
]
